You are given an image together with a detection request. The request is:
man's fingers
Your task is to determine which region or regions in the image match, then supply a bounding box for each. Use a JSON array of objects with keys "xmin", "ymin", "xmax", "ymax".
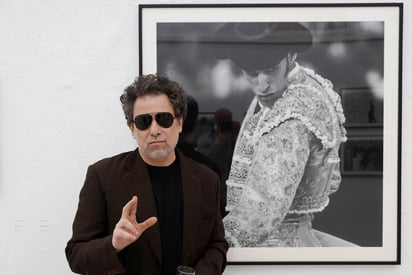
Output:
[
  {"xmin": 138, "ymin": 217, "xmax": 158, "ymax": 232},
  {"xmin": 121, "ymin": 197, "xmax": 157, "ymax": 234},
  {"xmin": 117, "ymin": 219, "xmax": 140, "ymax": 236},
  {"xmin": 112, "ymin": 222, "xmax": 139, "ymax": 252},
  {"xmin": 116, "ymin": 229, "xmax": 139, "ymax": 242},
  {"xmin": 113, "ymin": 198, "xmax": 156, "ymax": 252},
  {"xmin": 130, "ymin": 196, "xmax": 138, "ymax": 217},
  {"xmin": 121, "ymin": 196, "xmax": 138, "ymax": 219}
]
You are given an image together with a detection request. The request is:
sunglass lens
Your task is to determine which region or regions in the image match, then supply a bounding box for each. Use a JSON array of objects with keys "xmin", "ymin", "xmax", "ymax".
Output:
[
  {"xmin": 134, "ymin": 114, "xmax": 153, "ymax": 130},
  {"xmin": 156, "ymin": 112, "xmax": 174, "ymax": 128}
]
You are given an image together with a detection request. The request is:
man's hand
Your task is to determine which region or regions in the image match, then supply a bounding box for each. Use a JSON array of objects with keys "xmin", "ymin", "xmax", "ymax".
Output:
[{"xmin": 112, "ymin": 196, "xmax": 157, "ymax": 252}]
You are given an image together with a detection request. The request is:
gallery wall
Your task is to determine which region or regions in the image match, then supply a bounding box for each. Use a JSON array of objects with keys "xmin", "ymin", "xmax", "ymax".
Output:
[{"xmin": 0, "ymin": 0, "xmax": 410, "ymax": 274}]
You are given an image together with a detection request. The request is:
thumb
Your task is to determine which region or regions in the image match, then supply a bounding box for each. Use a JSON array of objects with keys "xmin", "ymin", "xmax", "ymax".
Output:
[{"xmin": 139, "ymin": 217, "xmax": 158, "ymax": 232}]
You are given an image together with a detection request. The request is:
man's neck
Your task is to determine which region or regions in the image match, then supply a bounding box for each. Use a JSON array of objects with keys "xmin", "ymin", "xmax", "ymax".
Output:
[{"xmin": 139, "ymin": 150, "xmax": 176, "ymax": 167}]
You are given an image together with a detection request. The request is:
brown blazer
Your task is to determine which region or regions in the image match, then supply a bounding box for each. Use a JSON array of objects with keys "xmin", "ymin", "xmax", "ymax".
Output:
[{"xmin": 65, "ymin": 148, "xmax": 228, "ymax": 275}]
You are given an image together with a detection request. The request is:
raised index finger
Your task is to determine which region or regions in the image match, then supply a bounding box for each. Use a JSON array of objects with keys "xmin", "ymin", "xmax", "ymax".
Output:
[{"xmin": 121, "ymin": 196, "xmax": 138, "ymax": 219}]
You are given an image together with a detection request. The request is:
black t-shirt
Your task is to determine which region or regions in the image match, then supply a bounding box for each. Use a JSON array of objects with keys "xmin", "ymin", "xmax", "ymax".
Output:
[{"xmin": 147, "ymin": 159, "xmax": 183, "ymax": 275}]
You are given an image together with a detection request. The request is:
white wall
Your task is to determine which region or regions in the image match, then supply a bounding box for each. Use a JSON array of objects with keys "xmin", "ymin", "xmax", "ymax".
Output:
[{"xmin": 0, "ymin": 0, "xmax": 409, "ymax": 274}]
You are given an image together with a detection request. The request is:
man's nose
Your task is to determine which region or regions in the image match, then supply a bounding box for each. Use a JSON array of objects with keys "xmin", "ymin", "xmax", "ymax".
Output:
[
  {"xmin": 254, "ymin": 74, "xmax": 269, "ymax": 91},
  {"xmin": 149, "ymin": 119, "xmax": 161, "ymax": 135},
  {"xmin": 257, "ymin": 73, "xmax": 269, "ymax": 83}
]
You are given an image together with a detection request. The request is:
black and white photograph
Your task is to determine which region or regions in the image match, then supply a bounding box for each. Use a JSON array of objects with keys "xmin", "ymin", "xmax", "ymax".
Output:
[{"xmin": 139, "ymin": 3, "xmax": 401, "ymax": 264}]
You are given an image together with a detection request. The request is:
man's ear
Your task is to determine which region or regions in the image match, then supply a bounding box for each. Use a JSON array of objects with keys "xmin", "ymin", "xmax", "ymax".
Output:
[
  {"xmin": 287, "ymin": 53, "xmax": 297, "ymax": 64},
  {"xmin": 127, "ymin": 122, "xmax": 136, "ymax": 138},
  {"xmin": 127, "ymin": 121, "xmax": 133, "ymax": 131}
]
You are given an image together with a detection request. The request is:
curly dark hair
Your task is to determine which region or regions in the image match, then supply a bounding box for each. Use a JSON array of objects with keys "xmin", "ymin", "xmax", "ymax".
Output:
[{"xmin": 120, "ymin": 74, "xmax": 187, "ymax": 126}]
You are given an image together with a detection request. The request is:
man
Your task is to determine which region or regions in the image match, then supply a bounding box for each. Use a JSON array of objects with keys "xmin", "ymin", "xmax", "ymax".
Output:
[
  {"xmin": 177, "ymin": 95, "xmax": 221, "ymax": 179},
  {"xmin": 65, "ymin": 74, "xmax": 228, "ymax": 274},
  {"xmin": 204, "ymin": 108, "xmax": 235, "ymax": 185},
  {"xmin": 177, "ymin": 95, "xmax": 227, "ymax": 217},
  {"xmin": 210, "ymin": 22, "xmax": 354, "ymax": 247}
]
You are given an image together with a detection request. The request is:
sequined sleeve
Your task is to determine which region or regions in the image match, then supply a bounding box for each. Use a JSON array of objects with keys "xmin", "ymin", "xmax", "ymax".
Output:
[{"xmin": 223, "ymin": 119, "xmax": 312, "ymax": 246}]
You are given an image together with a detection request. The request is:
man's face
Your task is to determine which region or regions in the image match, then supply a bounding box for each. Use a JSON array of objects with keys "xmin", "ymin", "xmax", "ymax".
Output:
[
  {"xmin": 130, "ymin": 94, "xmax": 183, "ymax": 166},
  {"xmin": 243, "ymin": 57, "xmax": 289, "ymax": 107}
]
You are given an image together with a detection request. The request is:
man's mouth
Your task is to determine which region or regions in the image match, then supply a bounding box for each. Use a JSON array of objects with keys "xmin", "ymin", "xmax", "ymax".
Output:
[
  {"xmin": 149, "ymin": 140, "xmax": 165, "ymax": 145},
  {"xmin": 255, "ymin": 86, "xmax": 275, "ymax": 97}
]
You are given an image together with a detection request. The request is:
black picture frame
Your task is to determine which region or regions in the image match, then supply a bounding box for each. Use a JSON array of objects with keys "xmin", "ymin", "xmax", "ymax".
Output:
[{"xmin": 139, "ymin": 3, "xmax": 402, "ymax": 264}]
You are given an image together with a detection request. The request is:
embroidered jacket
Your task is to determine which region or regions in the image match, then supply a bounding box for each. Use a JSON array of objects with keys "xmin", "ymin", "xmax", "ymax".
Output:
[{"xmin": 223, "ymin": 64, "xmax": 347, "ymax": 247}]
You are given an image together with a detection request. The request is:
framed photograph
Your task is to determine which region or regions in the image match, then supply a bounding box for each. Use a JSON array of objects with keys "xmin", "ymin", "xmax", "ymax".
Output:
[{"xmin": 139, "ymin": 3, "xmax": 402, "ymax": 264}]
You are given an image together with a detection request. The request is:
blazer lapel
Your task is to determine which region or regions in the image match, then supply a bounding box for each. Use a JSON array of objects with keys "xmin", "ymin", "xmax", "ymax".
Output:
[
  {"xmin": 178, "ymin": 150, "xmax": 202, "ymax": 263},
  {"xmin": 123, "ymin": 150, "xmax": 162, "ymax": 264}
]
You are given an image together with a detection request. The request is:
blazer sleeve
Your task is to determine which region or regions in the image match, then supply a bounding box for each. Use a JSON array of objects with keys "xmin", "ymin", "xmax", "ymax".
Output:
[
  {"xmin": 194, "ymin": 172, "xmax": 229, "ymax": 274},
  {"xmin": 65, "ymin": 165, "xmax": 126, "ymax": 275}
]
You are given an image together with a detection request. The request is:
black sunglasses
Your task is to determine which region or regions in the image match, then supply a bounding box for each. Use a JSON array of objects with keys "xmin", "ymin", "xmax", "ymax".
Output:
[{"xmin": 134, "ymin": 112, "xmax": 176, "ymax": 130}]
